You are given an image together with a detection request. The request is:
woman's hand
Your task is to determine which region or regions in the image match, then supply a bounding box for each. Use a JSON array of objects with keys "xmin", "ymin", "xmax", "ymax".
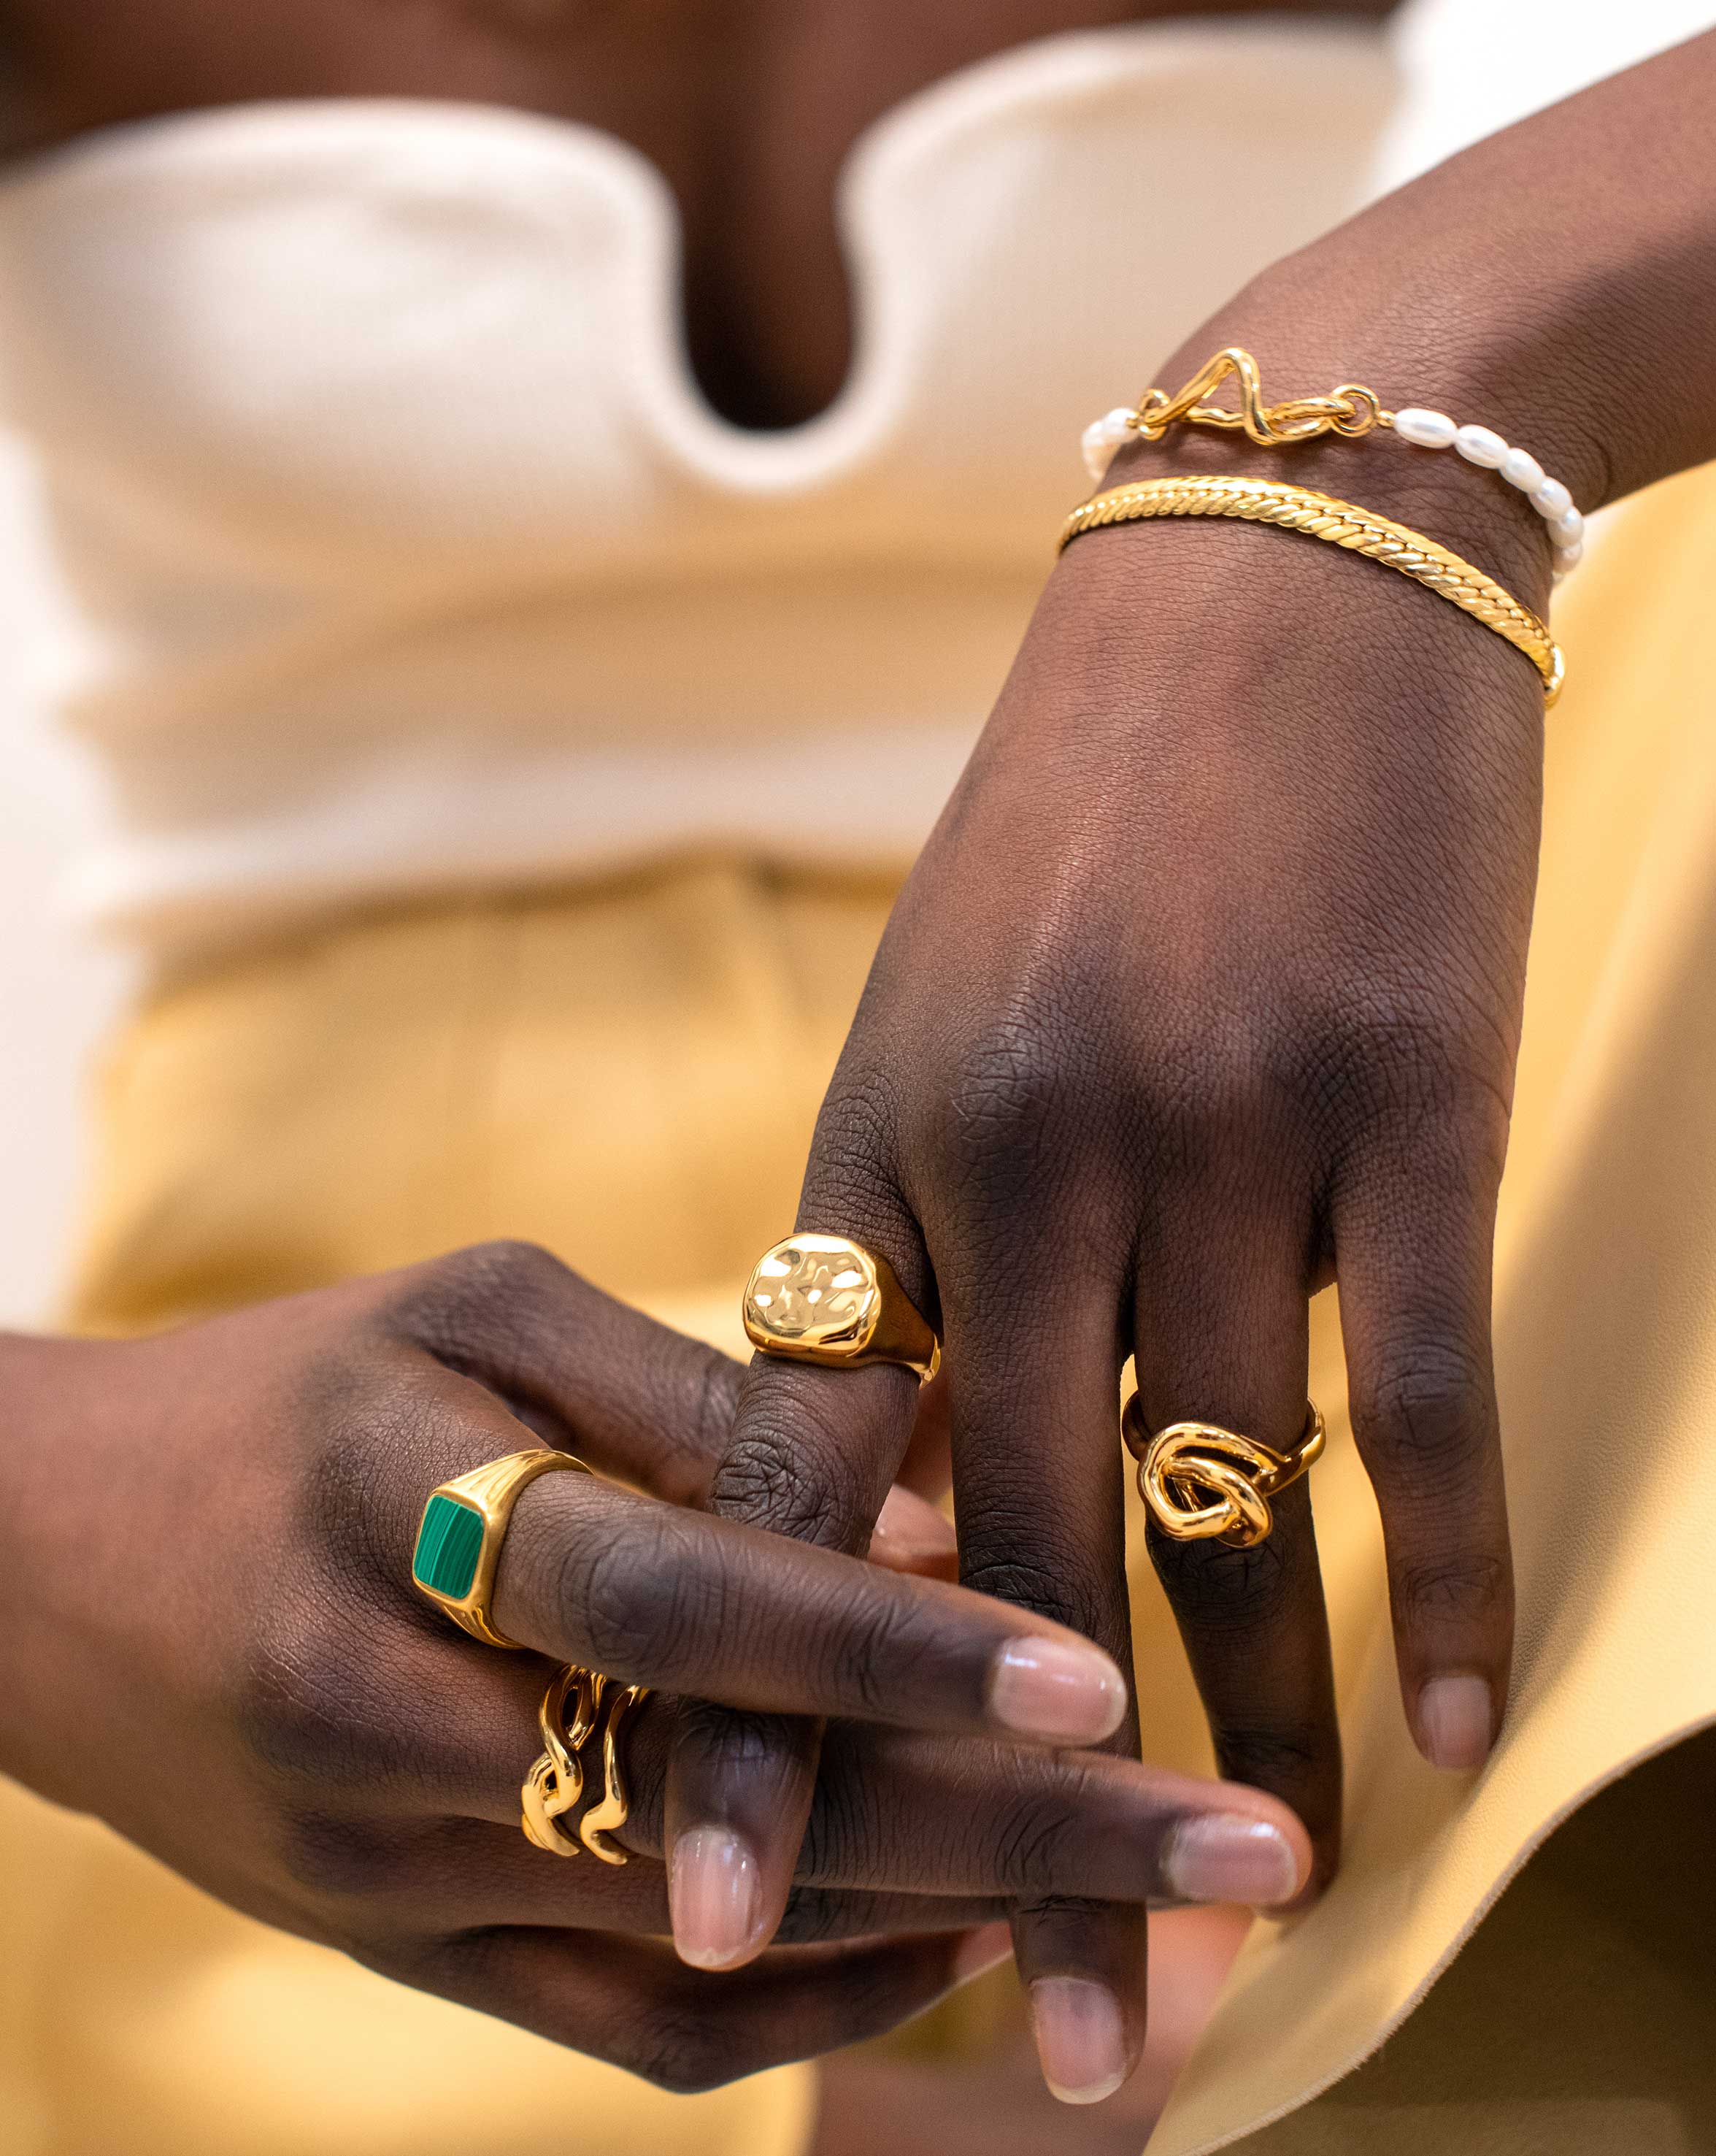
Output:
[
  {"xmin": 0, "ymin": 1241, "xmax": 1307, "ymax": 2093},
  {"xmin": 673, "ymin": 26, "xmax": 1716, "ymax": 2096},
  {"xmin": 673, "ymin": 461, "xmax": 1540, "ymax": 2090}
]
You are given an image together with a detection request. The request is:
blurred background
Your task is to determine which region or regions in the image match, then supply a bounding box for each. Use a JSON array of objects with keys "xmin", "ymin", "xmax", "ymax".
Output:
[{"xmin": 1, "ymin": 0, "xmax": 1712, "ymax": 1329}]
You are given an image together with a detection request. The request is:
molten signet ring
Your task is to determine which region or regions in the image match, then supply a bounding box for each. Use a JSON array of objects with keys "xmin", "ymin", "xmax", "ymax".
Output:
[
  {"xmin": 743, "ymin": 1234, "xmax": 941, "ymax": 1383},
  {"xmin": 1121, "ymin": 1398, "xmax": 1325, "ymax": 1550}
]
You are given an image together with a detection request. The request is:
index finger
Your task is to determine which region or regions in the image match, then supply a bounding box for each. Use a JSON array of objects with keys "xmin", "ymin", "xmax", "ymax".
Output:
[
  {"xmin": 661, "ymin": 1165, "xmax": 950, "ymax": 1974},
  {"xmin": 485, "ymin": 1435, "xmax": 1129, "ymax": 1742}
]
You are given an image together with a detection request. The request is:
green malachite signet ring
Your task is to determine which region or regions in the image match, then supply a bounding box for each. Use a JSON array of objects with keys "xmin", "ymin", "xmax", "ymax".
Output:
[{"xmin": 411, "ymin": 1449, "xmax": 591, "ymax": 1647}]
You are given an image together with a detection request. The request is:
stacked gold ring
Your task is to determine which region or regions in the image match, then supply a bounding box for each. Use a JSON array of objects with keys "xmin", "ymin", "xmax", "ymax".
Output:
[
  {"xmin": 521, "ymin": 1664, "xmax": 650, "ymax": 1865},
  {"xmin": 1123, "ymin": 1397, "xmax": 1325, "ymax": 1550}
]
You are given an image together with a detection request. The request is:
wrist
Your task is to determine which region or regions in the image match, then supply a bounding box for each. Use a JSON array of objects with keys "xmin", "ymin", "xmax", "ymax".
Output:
[
  {"xmin": 1130, "ymin": 28, "xmax": 1716, "ymax": 533},
  {"xmin": 1107, "ymin": 299, "xmax": 1561, "ymax": 621},
  {"xmin": 0, "ymin": 1332, "xmax": 123, "ymax": 1797}
]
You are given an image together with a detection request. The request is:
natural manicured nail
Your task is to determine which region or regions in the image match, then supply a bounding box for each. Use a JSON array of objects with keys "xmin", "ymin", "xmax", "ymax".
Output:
[
  {"xmin": 1163, "ymin": 1814, "xmax": 1301, "ymax": 1906},
  {"xmin": 869, "ymin": 1486, "xmax": 959, "ymax": 1577},
  {"xmin": 1029, "ymin": 1976, "xmax": 1130, "ymax": 2105},
  {"xmin": 953, "ymin": 1921, "xmax": 1015, "ymax": 1985},
  {"xmin": 988, "ymin": 1637, "xmax": 1127, "ymax": 1743},
  {"xmin": 669, "ymin": 1827, "xmax": 763, "ymax": 1970},
  {"xmin": 1417, "ymin": 1674, "xmax": 1496, "ymax": 1772}
]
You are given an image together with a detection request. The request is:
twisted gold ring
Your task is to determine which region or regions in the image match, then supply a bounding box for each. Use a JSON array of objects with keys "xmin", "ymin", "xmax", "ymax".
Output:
[
  {"xmin": 521, "ymin": 1662, "xmax": 651, "ymax": 1865},
  {"xmin": 1122, "ymin": 1398, "xmax": 1325, "ymax": 1550},
  {"xmin": 742, "ymin": 1233, "xmax": 941, "ymax": 1383}
]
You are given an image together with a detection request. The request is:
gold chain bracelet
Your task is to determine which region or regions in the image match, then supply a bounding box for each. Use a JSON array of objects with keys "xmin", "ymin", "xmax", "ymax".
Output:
[{"xmin": 1059, "ymin": 475, "xmax": 1564, "ymax": 706}]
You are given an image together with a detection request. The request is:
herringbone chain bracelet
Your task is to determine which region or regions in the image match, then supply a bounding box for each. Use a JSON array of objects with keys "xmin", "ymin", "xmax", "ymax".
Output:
[{"xmin": 1059, "ymin": 474, "xmax": 1564, "ymax": 707}]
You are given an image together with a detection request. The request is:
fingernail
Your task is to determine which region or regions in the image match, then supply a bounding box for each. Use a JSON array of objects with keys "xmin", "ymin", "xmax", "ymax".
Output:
[
  {"xmin": 953, "ymin": 1920, "xmax": 1015, "ymax": 1985},
  {"xmin": 1029, "ymin": 1976, "xmax": 1130, "ymax": 2106},
  {"xmin": 988, "ymin": 1638, "xmax": 1127, "ymax": 1744},
  {"xmin": 669, "ymin": 1826, "xmax": 763, "ymax": 1970},
  {"xmin": 1417, "ymin": 1674, "xmax": 1496, "ymax": 1772},
  {"xmin": 1163, "ymin": 1814, "xmax": 1301, "ymax": 1906},
  {"xmin": 870, "ymin": 1486, "xmax": 959, "ymax": 1577}
]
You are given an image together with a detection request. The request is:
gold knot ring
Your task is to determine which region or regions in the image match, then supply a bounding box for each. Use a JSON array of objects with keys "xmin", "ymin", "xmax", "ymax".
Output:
[
  {"xmin": 742, "ymin": 1233, "xmax": 941, "ymax": 1383},
  {"xmin": 1121, "ymin": 1398, "xmax": 1325, "ymax": 1550}
]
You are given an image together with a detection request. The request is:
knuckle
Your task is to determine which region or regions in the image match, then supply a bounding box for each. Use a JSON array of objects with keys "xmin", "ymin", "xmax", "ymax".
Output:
[
  {"xmin": 707, "ymin": 1423, "xmax": 851, "ymax": 1547},
  {"xmin": 233, "ymin": 1587, "xmax": 416, "ymax": 1797},
  {"xmin": 626, "ymin": 2011, "xmax": 752, "ymax": 2095},
  {"xmin": 455, "ymin": 1237, "xmax": 572, "ymax": 1301},
  {"xmin": 957, "ymin": 1553, "xmax": 1111, "ymax": 1643},
  {"xmin": 990, "ymin": 1787, "xmax": 1088, "ymax": 1900},
  {"xmin": 806, "ymin": 1066, "xmax": 906, "ymax": 1209},
  {"xmin": 275, "ymin": 1807, "xmax": 417, "ymax": 1908},
  {"xmin": 1355, "ymin": 1342, "xmax": 1490, "ymax": 1464},
  {"xmin": 1392, "ymin": 1548, "xmax": 1510, "ymax": 1627},
  {"xmin": 775, "ymin": 1885, "xmax": 856, "ymax": 1947},
  {"xmin": 1309, "ymin": 989, "xmax": 1513, "ymax": 1160},
  {"xmin": 822, "ymin": 1593, "xmax": 931, "ymax": 1718},
  {"xmin": 1148, "ymin": 1530, "xmax": 1298, "ymax": 1635},
  {"xmin": 1209, "ymin": 1719, "xmax": 1330, "ymax": 1789},
  {"xmin": 399, "ymin": 1239, "xmax": 583, "ymax": 1362},
  {"xmin": 563, "ymin": 1512, "xmax": 715, "ymax": 1684},
  {"xmin": 939, "ymin": 1021, "xmax": 1076, "ymax": 1197}
]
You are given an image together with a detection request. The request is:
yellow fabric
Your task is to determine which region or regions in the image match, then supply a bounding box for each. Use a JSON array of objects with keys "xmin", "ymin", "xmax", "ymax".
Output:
[
  {"xmin": 1, "ymin": 865, "xmax": 909, "ymax": 2156},
  {"xmin": 5, "ymin": 461, "xmax": 1716, "ymax": 2152}
]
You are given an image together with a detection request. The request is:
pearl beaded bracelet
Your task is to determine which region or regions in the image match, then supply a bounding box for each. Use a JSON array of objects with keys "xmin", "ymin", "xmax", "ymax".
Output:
[
  {"xmin": 1390, "ymin": 409, "xmax": 1584, "ymax": 580},
  {"xmin": 1080, "ymin": 348, "xmax": 1587, "ymax": 582}
]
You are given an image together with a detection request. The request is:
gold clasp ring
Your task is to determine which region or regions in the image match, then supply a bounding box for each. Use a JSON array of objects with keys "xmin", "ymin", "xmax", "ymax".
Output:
[{"xmin": 1128, "ymin": 349, "xmax": 1390, "ymax": 449}]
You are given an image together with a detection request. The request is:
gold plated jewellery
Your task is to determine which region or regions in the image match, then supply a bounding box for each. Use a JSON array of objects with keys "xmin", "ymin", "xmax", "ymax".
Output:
[
  {"xmin": 1072, "ymin": 346, "xmax": 1577, "ymax": 701},
  {"xmin": 1060, "ymin": 475, "xmax": 1563, "ymax": 705},
  {"xmin": 1122, "ymin": 1397, "xmax": 1326, "ymax": 1550},
  {"xmin": 412, "ymin": 1449, "xmax": 591, "ymax": 1646},
  {"xmin": 521, "ymin": 1663, "xmax": 650, "ymax": 1865},
  {"xmin": 412, "ymin": 1451, "xmax": 650, "ymax": 1865},
  {"xmin": 1131, "ymin": 345, "xmax": 1388, "ymax": 450},
  {"xmin": 743, "ymin": 1233, "xmax": 942, "ymax": 1382}
]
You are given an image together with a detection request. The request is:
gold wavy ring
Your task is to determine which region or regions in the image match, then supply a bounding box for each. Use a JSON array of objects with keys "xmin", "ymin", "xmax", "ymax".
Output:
[
  {"xmin": 743, "ymin": 1233, "xmax": 941, "ymax": 1383},
  {"xmin": 1122, "ymin": 1398, "xmax": 1326, "ymax": 1550},
  {"xmin": 521, "ymin": 1663, "xmax": 652, "ymax": 1865}
]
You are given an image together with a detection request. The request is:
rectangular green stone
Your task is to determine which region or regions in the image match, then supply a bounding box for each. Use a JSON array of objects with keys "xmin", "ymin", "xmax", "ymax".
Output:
[{"xmin": 413, "ymin": 1492, "xmax": 485, "ymax": 1600}]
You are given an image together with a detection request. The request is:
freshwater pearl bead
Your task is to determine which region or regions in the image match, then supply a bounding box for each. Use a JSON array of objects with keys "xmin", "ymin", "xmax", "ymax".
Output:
[
  {"xmin": 1080, "ymin": 407, "xmax": 1134, "ymax": 482},
  {"xmin": 1550, "ymin": 507, "xmax": 1585, "ymax": 548},
  {"xmin": 1500, "ymin": 448, "xmax": 1546, "ymax": 495},
  {"xmin": 1555, "ymin": 540, "xmax": 1585, "ymax": 571},
  {"xmin": 1455, "ymin": 425, "xmax": 1510, "ymax": 469},
  {"xmin": 1394, "ymin": 406, "xmax": 1458, "ymax": 448},
  {"xmin": 1533, "ymin": 477, "xmax": 1573, "ymax": 521}
]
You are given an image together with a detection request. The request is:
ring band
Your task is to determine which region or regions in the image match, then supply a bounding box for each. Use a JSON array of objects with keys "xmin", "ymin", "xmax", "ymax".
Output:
[
  {"xmin": 1122, "ymin": 1398, "xmax": 1325, "ymax": 1550},
  {"xmin": 521, "ymin": 1663, "xmax": 650, "ymax": 1865},
  {"xmin": 412, "ymin": 1449, "xmax": 590, "ymax": 1648},
  {"xmin": 743, "ymin": 1233, "xmax": 941, "ymax": 1383}
]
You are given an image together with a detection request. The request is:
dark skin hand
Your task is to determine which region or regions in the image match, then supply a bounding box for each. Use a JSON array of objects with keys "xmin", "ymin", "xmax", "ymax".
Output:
[
  {"xmin": 674, "ymin": 23, "xmax": 1716, "ymax": 2104},
  {"xmin": 0, "ymin": 1243, "xmax": 1309, "ymax": 2095},
  {"xmin": 6, "ymin": 0, "xmax": 1703, "ymax": 2116}
]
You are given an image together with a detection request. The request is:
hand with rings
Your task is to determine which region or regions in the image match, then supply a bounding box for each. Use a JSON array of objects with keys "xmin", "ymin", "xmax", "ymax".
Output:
[{"xmin": 0, "ymin": 1241, "xmax": 1308, "ymax": 2097}]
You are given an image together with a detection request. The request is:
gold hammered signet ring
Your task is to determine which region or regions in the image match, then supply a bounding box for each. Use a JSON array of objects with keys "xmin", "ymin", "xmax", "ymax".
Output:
[
  {"xmin": 742, "ymin": 1234, "xmax": 941, "ymax": 1383},
  {"xmin": 1122, "ymin": 1397, "xmax": 1326, "ymax": 1550},
  {"xmin": 521, "ymin": 1664, "xmax": 650, "ymax": 1865}
]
